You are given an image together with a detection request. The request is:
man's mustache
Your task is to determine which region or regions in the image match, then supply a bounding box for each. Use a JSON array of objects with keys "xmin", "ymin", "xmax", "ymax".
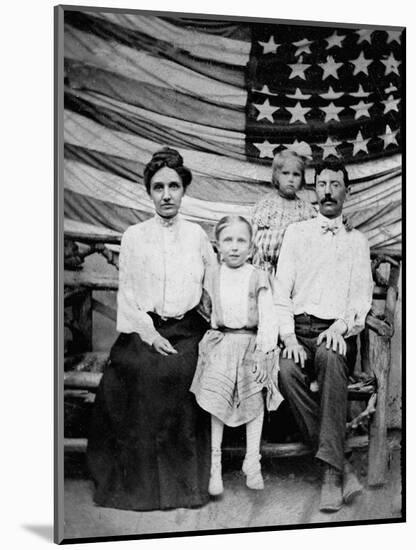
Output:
[{"xmin": 321, "ymin": 196, "xmax": 337, "ymax": 204}]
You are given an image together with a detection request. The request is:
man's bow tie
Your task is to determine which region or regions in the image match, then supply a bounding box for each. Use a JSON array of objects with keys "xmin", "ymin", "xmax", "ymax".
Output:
[{"xmin": 321, "ymin": 221, "xmax": 340, "ymax": 235}]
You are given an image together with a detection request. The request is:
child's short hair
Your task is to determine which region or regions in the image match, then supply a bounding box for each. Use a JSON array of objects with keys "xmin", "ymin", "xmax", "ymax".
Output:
[
  {"xmin": 215, "ymin": 215, "xmax": 253, "ymax": 242},
  {"xmin": 271, "ymin": 149, "xmax": 306, "ymax": 188}
]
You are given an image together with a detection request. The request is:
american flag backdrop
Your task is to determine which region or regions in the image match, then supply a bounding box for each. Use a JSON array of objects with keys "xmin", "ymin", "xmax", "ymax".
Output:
[{"xmin": 62, "ymin": 9, "xmax": 403, "ymax": 254}]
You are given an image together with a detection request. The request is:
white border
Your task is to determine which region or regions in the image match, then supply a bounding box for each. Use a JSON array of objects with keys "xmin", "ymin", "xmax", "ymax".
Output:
[{"xmin": 3, "ymin": 1, "xmax": 412, "ymax": 548}]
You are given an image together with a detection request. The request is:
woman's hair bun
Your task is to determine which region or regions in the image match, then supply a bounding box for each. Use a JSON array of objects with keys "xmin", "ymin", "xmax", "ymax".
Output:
[{"xmin": 151, "ymin": 147, "xmax": 184, "ymax": 167}]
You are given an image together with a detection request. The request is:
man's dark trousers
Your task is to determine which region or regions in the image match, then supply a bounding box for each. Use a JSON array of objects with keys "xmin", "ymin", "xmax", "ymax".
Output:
[{"xmin": 279, "ymin": 314, "xmax": 357, "ymax": 471}]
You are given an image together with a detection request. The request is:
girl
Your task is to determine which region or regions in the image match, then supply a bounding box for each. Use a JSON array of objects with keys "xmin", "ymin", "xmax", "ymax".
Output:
[
  {"xmin": 191, "ymin": 215, "xmax": 281, "ymax": 496},
  {"xmin": 251, "ymin": 150, "xmax": 316, "ymax": 277}
]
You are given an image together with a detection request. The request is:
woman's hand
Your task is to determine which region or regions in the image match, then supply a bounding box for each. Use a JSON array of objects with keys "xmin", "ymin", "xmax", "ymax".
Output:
[
  {"xmin": 252, "ymin": 350, "xmax": 268, "ymax": 384},
  {"xmin": 152, "ymin": 335, "xmax": 178, "ymax": 356}
]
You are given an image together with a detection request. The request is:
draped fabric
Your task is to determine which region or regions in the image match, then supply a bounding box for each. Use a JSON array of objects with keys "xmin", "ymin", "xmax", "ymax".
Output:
[{"xmin": 62, "ymin": 9, "xmax": 402, "ymax": 255}]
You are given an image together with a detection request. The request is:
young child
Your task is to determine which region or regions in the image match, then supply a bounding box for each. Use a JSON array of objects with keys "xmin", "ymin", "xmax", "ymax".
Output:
[{"xmin": 191, "ymin": 215, "xmax": 282, "ymax": 496}]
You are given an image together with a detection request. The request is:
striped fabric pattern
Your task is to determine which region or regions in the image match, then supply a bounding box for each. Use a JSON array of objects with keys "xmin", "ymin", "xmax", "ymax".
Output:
[{"xmin": 62, "ymin": 9, "xmax": 402, "ymax": 254}]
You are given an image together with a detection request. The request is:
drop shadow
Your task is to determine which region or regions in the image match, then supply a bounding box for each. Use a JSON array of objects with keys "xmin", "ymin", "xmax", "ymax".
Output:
[{"xmin": 21, "ymin": 524, "xmax": 53, "ymax": 542}]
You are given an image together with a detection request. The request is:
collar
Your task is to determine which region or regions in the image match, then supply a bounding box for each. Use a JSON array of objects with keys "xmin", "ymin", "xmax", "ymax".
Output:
[
  {"xmin": 316, "ymin": 212, "xmax": 343, "ymax": 226},
  {"xmin": 316, "ymin": 212, "xmax": 344, "ymax": 235},
  {"xmin": 154, "ymin": 213, "xmax": 180, "ymax": 228}
]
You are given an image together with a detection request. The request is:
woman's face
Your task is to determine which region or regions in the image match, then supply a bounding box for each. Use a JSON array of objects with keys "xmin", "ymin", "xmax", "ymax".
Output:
[
  {"xmin": 149, "ymin": 166, "xmax": 185, "ymax": 219},
  {"xmin": 274, "ymin": 158, "xmax": 303, "ymax": 199}
]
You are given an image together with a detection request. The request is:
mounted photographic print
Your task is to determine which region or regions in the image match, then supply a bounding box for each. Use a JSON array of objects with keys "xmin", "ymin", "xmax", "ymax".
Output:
[{"xmin": 55, "ymin": 3, "xmax": 404, "ymax": 544}]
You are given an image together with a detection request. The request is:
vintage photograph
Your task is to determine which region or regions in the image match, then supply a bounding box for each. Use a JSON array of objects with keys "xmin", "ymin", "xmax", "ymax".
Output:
[{"xmin": 56, "ymin": 4, "xmax": 404, "ymax": 543}]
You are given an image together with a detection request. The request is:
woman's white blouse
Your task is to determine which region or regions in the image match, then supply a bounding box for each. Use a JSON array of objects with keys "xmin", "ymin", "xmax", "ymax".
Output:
[{"xmin": 116, "ymin": 215, "xmax": 216, "ymax": 345}]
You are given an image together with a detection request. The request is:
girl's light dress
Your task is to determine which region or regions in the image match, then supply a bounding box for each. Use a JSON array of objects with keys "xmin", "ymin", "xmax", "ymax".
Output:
[{"xmin": 191, "ymin": 263, "xmax": 282, "ymax": 427}]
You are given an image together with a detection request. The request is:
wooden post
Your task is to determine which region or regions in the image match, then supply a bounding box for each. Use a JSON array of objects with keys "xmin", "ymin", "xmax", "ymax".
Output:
[
  {"xmin": 366, "ymin": 329, "xmax": 391, "ymax": 486},
  {"xmin": 365, "ymin": 262, "xmax": 400, "ymax": 486}
]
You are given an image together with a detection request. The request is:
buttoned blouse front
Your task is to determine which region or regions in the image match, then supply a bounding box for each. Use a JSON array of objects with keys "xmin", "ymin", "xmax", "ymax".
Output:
[{"xmin": 116, "ymin": 215, "xmax": 216, "ymax": 345}]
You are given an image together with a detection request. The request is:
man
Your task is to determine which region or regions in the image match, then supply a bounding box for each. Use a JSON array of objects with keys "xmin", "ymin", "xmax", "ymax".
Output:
[{"xmin": 274, "ymin": 159, "xmax": 373, "ymax": 513}]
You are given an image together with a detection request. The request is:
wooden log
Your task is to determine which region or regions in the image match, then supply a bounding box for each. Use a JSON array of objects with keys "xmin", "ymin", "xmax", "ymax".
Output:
[
  {"xmin": 64, "ymin": 270, "xmax": 118, "ymax": 290},
  {"xmin": 365, "ymin": 314, "xmax": 394, "ymax": 338},
  {"xmin": 64, "ymin": 435, "xmax": 374, "ymax": 456},
  {"xmin": 64, "ymin": 351, "xmax": 109, "ymax": 372},
  {"xmin": 64, "ymin": 371, "xmax": 102, "ymax": 391},
  {"xmin": 384, "ymin": 263, "xmax": 400, "ymax": 328},
  {"xmin": 364, "ymin": 329, "xmax": 391, "ymax": 486},
  {"xmin": 64, "ymin": 230, "xmax": 122, "ymax": 245}
]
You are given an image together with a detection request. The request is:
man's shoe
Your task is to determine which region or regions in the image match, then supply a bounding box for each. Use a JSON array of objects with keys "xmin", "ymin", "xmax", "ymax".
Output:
[
  {"xmin": 343, "ymin": 461, "xmax": 363, "ymax": 504},
  {"xmin": 319, "ymin": 464, "xmax": 343, "ymax": 513}
]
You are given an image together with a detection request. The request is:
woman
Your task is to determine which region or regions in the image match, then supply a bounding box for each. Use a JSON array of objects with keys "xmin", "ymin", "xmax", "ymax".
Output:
[
  {"xmin": 251, "ymin": 150, "xmax": 316, "ymax": 276},
  {"xmin": 87, "ymin": 147, "xmax": 216, "ymax": 511}
]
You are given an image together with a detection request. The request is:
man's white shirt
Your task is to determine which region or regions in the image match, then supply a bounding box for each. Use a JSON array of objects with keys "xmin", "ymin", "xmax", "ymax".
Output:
[{"xmin": 274, "ymin": 213, "xmax": 373, "ymax": 338}]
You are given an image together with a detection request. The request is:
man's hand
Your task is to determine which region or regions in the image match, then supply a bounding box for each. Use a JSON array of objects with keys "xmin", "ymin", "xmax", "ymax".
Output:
[
  {"xmin": 152, "ymin": 335, "xmax": 178, "ymax": 356},
  {"xmin": 252, "ymin": 350, "xmax": 268, "ymax": 384},
  {"xmin": 281, "ymin": 334, "xmax": 308, "ymax": 369},
  {"xmin": 317, "ymin": 320, "xmax": 347, "ymax": 355}
]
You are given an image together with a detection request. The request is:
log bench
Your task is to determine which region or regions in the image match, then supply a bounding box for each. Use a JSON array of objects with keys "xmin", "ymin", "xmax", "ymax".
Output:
[{"xmin": 63, "ymin": 231, "xmax": 401, "ymax": 487}]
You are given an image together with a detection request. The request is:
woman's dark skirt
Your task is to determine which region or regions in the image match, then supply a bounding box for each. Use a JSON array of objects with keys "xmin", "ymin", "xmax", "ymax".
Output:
[{"xmin": 87, "ymin": 309, "xmax": 211, "ymax": 511}]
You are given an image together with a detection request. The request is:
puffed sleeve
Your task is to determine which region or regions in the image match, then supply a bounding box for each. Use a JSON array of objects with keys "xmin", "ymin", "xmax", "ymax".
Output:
[
  {"xmin": 342, "ymin": 232, "xmax": 374, "ymax": 337},
  {"xmin": 116, "ymin": 228, "xmax": 159, "ymax": 346},
  {"xmin": 273, "ymin": 224, "xmax": 297, "ymax": 338},
  {"xmin": 256, "ymin": 271, "xmax": 279, "ymax": 352},
  {"xmin": 201, "ymin": 229, "xmax": 217, "ymax": 270}
]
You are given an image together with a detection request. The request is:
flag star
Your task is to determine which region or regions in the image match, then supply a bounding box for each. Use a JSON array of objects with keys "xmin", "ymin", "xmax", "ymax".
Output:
[
  {"xmin": 318, "ymin": 136, "xmax": 341, "ymax": 159},
  {"xmin": 318, "ymin": 56, "xmax": 343, "ymax": 80},
  {"xmin": 386, "ymin": 30, "xmax": 402, "ymax": 44},
  {"xmin": 287, "ymin": 140, "xmax": 313, "ymax": 158},
  {"xmin": 286, "ymin": 88, "xmax": 311, "ymax": 100},
  {"xmin": 288, "ymin": 56, "xmax": 311, "ymax": 79},
  {"xmin": 325, "ymin": 31, "xmax": 346, "ymax": 49},
  {"xmin": 348, "ymin": 130, "xmax": 370, "ymax": 156},
  {"xmin": 253, "ymin": 140, "xmax": 277, "ymax": 158},
  {"xmin": 350, "ymin": 100, "xmax": 374, "ymax": 119},
  {"xmin": 356, "ymin": 28, "xmax": 373, "ymax": 44},
  {"xmin": 351, "ymin": 51, "xmax": 373, "ymax": 76},
  {"xmin": 256, "ymin": 85, "xmax": 278, "ymax": 96},
  {"xmin": 380, "ymin": 125, "xmax": 399, "ymax": 149},
  {"xmin": 385, "ymin": 83, "xmax": 398, "ymax": 94},
  {"xmin": 286, "ymin": 101, "xmax": 311, "ymax": 124},
  {"xmin": 381, "ymin": 52, "xmax": 401, "ymax": 76},
  {"xmin": 350, "ymin": 84, "xmax": 371, "ymax": 98},
  {"xmin": 253, "ymin": 98, "xmax": 279, "ymax": 122},
  {"xmin": 320, "ymin": 102, "xmax": 344, "ymax": 123},
  {"xmin": 319, "ymin": 85, "xmax": 344, "ymax": 100},
  {"xmin": 292, "ymin": 38, "xmax": 314, "ymax": 56},
  {"xmin": 382, "ymin": 94, "xmax": 400, "ymax": 114},
  {"xmin": 258, "ymin": 36, "xmax": 280, "ymax": 55}
]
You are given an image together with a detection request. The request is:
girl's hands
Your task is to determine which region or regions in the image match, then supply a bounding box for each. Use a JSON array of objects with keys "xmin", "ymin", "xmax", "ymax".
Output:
[
  {"xmin": 252, "ymin": 350, "xmax": 268, "ymax": 384},
  {"xmin": 152, "ymin": 335, "xmax": 178, "ymax": 356}
]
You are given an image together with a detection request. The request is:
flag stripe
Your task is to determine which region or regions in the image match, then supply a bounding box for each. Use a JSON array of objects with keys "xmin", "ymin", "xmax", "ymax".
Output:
[
  {"xmin": 79, "ymin": 10, "xmax": 252, "ymax": 66},
  {"xmin": 160, "ymin": 16, "xmax": 251, "ymax": 41},
  {"xmin": 65, "ymin": 60, "xmax": 245, "ymax": 131},
  {"xmin": 65, "ymin": 90, "xmax": 247, "ymax": 160},
  {"xmin": 64, "ymin": 24, "xmax": 247, "ymax": 107}
]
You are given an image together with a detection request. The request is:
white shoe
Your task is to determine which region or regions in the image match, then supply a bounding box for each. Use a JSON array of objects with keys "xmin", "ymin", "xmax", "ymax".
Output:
[
  {"xmin": 209, "ymin": 450, "xmax": 223, "ymax": 496},
  {"xmin": 242, "ymin": 454, "xmax": 264, "ymax": 490}
]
